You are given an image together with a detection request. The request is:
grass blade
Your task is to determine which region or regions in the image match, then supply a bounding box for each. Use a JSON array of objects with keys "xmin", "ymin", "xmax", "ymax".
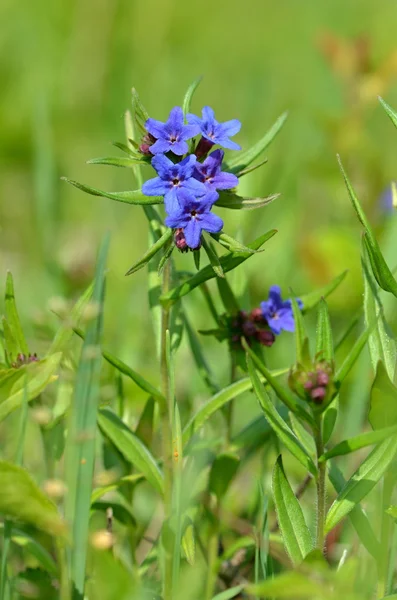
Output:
[
  {"xmin": 300, "ymin": 270, "xmax": 348, "ymax": 312},
  {"xmin": 319, "ymin": 425, "xmax": 397, "ymax": 461},
  {"xmin": 5, "ymin": 272, "xmax": 29, "ymax": 356},
  {"xmin": 62, "ymin": 178, "xmax": 164, "ymax": 206},
  {"xmin": 182, "ymin": 76, "xmax": 203, "ymax": 116}
]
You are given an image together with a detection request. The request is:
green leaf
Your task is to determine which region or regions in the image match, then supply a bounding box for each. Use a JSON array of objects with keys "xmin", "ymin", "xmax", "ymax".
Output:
[
  {"xmin": 290, "ymin": 296, "xmax": 308, "ymax": 366},
  {"xmin": 211, "ymin": 586, "xmax": 245, "ymax": 600},
  {"xmin": 135, "ymin": 396, "xmax": 156, "ymax": 448},
  {"xmin": 247, "ymin": 358, "xmax": 317, "ymax": 476},
  {"xmin": 5, "ymin": 272, "xmax": 29, "ymax": 356},
  {"xmin": 243, "ymin": 340, "xmax": 314, "ymax": 427},
  {"xmin": 272, "ymin": 457, "xmax": 314, "ymax": 566},
  {"xmin": 182, "ymin": 369, "xmax": 287, "ymax": 446},
  {"xmin": 289, "ymin": 412, "xmax": 316, "ymax": 458},
  {"xmin": 182, "ymin": 76, "xmax": 203, "ymax": 116},
  {"xmin": 328, "ymin": 462, "xmax": 380, "ymax": 558},
  {"xmin": 11, "ymin": 528, "xmax": 58, "ymax": 575},
  {"xmin": 0, "ymin": 461, "xmax": 66, "ymax": 537},
  {"xmin": 227, "ymin": 111, "xmax": 288, "ymax": 174},
  {"xmin": 209, "ymin": 453, "xmax": 240, "ymax": 500},
  {"xmin": 72, "ymin": 326, "xmax": 166, "ymax": 408},
  {"xmin": 125, "ymin": 228, "xmax": 173, "ymax": 275},
  {"xmin": 320, "ymin": 425, "xmax": 397, "ymax": 462},
  {"xmin": 322, "ymin": 396, "xmax": 339, "ymax": 445},
  {"xmin": 369, "ymin": 361, "xmax": 397, "ymax": 430},
  {"xmin": 2, "ymin": 318, "xmax": 18, "ymax": 366},
  {"xmin": 161, "ymin": 229, "xmax": 277, "ymax": 306},
  {"xmin": 335, "ymin": 326, "xmax": 371, "ymax": 384},
  {"xmin": 362, "ymin": 241, "xmax": 397, "ymax": 380},
  {"xmin": 0, "ymin": 354, "xmax": 62, "ymax": 423},
  {"xmin": 211, "ymin": 231, "xmax": 258, "ymax": 254},
  {"xmin": 62, "ymin": 178, "xmax": 164, "ymax": 206},
  {"xmin": 181, "ymin": 519, "xmax": 195, "ymax": 566},
  {"xmin": 300, "ymin": 270, "xmax": 348, "ymax": 312},
  {"xmin": 87, "ymin": 156, "xmax": 148, "ymax": 168},
  {"xmin": 315, "ymin": 299, "xmax": 334, "ymax": 362},
  {"xmin": 215, "ymin": 191, "xmax": 279, "ymax": 210},
  {"xmin": 237, "ymin": 157, "xmax": 268, "ymax": 177},
  {"xmin": 247, "ymin": 571, "xmax": 325, "ymax": 599},
  {"xmin": 201, "ymin": 237, "xmax": 224, "ymax": 278},
  {"xmin": 98, "ymin": 408, "xmax": 164, "ymax": 496},
  {"xmin": 325, "ymin": 436, "xmax": 397, "ymax": 533},
  {"xmin": 158, "ymin": 238, "xmax": 175, "ymax": 276},
  {"xmin": 379, "ymin": 96, "xmax": 397, "ymax": 130},
  {"xmin": 216, "ymin": 277, "xmax": 240, "ymax": 314},
  {"xmin": 49, "ymin": 283, "xmax": 93, "ymax": 355},
  {"xmin": 64, "ymin": 234, "xmax": 109, "ymax": 599},
  {"xmin": 111, "ymin": 141, "xmax": 139, "ymax": 157},
  {"xmin": 183, "ymin": 312, "xmax": 219, "ymax": 393},
  {"xmin": 337, "ymin": 155, "xmax": 397, "ymax": 297}
]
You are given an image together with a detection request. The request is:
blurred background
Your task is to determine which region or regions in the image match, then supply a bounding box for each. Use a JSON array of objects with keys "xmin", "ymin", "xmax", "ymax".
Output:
[{"xmin": 2, "ymin": 0, "xmax": 397, "ymax": 431}]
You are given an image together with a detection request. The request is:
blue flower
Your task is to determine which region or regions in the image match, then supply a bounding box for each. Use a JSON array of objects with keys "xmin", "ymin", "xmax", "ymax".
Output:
[
  {"xmin": 165, "ymin": 190, "xmax": 223, "ymax": 249},
  {"xmin": 260, "ymin": 286, "xmax": 303, "ymax": 335},
  {"xmin": 187, "ymin": 107, "xmax": 241, "ymax": 150},
  {"xmin": 380, "ymin": 182, "xmax": 397, "ymax": 213},
  {"xmin": 142, "ymin": 154, "xmax": 207, "ymax": 213},
  {"xmin": 194, "ymin": 149, "xmax": 239, "ymax": 192},
  {"xmin": 145, "ymin": 106, "xmax": 200, "ymax": 156}
]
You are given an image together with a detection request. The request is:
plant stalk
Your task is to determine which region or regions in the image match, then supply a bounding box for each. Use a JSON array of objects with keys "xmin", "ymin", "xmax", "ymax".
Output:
[{"xmin": 315, "ymin": 417, "xmax": 326, "ymax": 553}]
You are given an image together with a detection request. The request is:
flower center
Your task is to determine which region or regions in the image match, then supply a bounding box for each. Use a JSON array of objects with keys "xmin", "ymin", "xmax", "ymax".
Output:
[
  {"xmin": 169, "ymin": 135, "xmax": 178, "ymax": 142},
  {"xmin": 172, "ymin": 178, "xmax": 180, "ymax": 186},
  {"xmin": 190, "ymin": 210, "xmax": 197, "ymax": 218}
]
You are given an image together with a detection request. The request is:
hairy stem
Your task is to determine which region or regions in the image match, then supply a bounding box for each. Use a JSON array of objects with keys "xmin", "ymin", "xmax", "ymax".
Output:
[
  {"xmin": 160, "ymin": 261, "xmax": 173, "ymax": 600},
  {"xmin": 315, "ymin": 418, "xmax": 326, "ymax": 553}
]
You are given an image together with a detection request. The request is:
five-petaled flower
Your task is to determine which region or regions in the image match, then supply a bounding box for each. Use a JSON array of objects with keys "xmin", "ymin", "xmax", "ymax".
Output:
[
  {"xmin": 260, "ymin": 286, "xmax": 303, "ymax": 335},
  {"xmin": 187, "ymin": 106, "xmax": 241, "ymax": 150},
  {"xmin": 142, "ymin": 154, "xmax": 206, "ymax": 213},
  {"xmin": 165, "ymin": 190, "xmax": 223, "ymax": 249},
  {"xmin": 145, "ymin": 106, "xmax": 200, "ymax": 156},
  {"xmin": 194, "ymin": 149, "xmax": 239, "ymax": 193}
]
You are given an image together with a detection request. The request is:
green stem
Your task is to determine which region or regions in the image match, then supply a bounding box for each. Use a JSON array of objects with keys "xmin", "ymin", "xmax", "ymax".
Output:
[
  {"xmin": 205, "ymin": 504, "xmax": 220, "ymax": 600},
  {"xmin": 160, "ymin": 261, "xmax": 173, "ymax": 600},
  {"xmin": 56, "ymin": 539, "xmax": 70, "ymax": 600},
  {"xmin": 315, "ymin": 418, "xmax": 326, "ymax": 553},
  {"xmin": 377, "ymin": 472, "xmax": 394, "ymax": 598},
  {"xmin": 0, "ymin": 521, "xmax": 12, "ymax": 600}
]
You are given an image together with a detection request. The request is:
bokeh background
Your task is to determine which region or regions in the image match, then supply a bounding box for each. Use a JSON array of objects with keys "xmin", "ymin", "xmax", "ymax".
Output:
[{"xmin": 2, "ymin": 0, "xmax": 397, "ymax": 434}]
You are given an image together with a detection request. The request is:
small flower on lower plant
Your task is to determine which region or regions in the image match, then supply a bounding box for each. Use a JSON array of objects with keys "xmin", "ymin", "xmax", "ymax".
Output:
[
  {"xmin": 289, "ymin": 359, "xmax": 336, "ymax": 406},
  {"xmin": 11, "ymin": 353, "xmax": 39, "ymax": 369},
  {"xmin": 260, "ymin": 286, "xmax": 303, "ymax": 335}
]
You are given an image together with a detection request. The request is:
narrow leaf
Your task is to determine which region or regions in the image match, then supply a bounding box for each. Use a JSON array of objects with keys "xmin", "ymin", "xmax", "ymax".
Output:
[
  {"xmin": 182, "ymin": 76, "xmax": 203, "ymax": 116},
  {"xmin": 335, "ymin": 326, "xmax": 371, "ymax": 384},
  {"xmin": 247, "ymin": 571, "xmax": 326, "ymax": 599},
  {"xmin": 0, "ymin": 461, "xmax": 66, "ymax": 537},
  {"xmin": 62, "ymin": 178, "xmax": 164, "ymax": 206},
  {"xmin": 369, "ymin": 361, "xmax": 397, "ymax": 430},
  {"xmin": 5, "ymin": 272, "xmax": 29, "ymax": 356},
  {"xmin": 87, "ymin": 156, "xmax": 148, "ymax": 168},
  {"xmin": 228, "ymin": 111, "xmax": 288, "ymax": 174},
  {"xmin": 209, "ymin": 453, "xmax": 240, "ymax": 500},
  {"xmin": 216, "ymin": 277, "xmax": 240, "ymax": 314},
  {"xmin": 290, "ymin": 296, "xmax": 308, "ymax": 366},
  {"xmin": 212, "ymin": 586, "xmax": 245, "ymax": 600},
  {"xmin": 98, "ymin": 408, "xmax": 164, "ymax": 496},
  {"xmin": 216, "ymin": 191, "xmax": 279, "ymax": 210},
  {"xmin": 272, "ymin": 456, "xmax": 313, "ymax": 565},
  {"xmin": 183, "ymin": 312, "xmax": 219, "ymax": 393},
  {"xmin": 125, "ymin": 228, "xmax": 173, "ymax": 275},
  {"xmin": 379, "ymin": 96, "xmax": 397, "ymax": 130},
  {"xmin": 161, "ymin": 230, "xmax": 277, "ymax": 306},
  {"xmin": 201, "ymin": 237, "xmax": 224, "ymax": 278},
  {"xmin": 325, "ymin": 436, "xmax": 397, "ymax": 533},
  {"xmin": 300, "ymin": 271, "xmax": 348, "ymax": 312},
  {"xmin": 315, "ymin": 298, "xmax": 334, "ymax": 362},
  {"xmin": 320, "ymin": 425, "xmax": 397, "ymax": 462},
  {"xmin": 248, "ymin": 358, "xmax": 317, "ymax": 476},
  {"xmin": 49, "ymin": 283, "xmax": 93, "ymax": 354}
]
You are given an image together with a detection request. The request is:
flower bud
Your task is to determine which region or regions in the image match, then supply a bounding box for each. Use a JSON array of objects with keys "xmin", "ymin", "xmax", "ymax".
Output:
[
  {"xmin": 250, "ymin": 307, "xmax": 264, "ymax": 323},
  {"xmin": 256, "ymin": 330, "xmax": 275, "ymax": 347},
  {"xmin": 194, "ymin": 137, "xmax": 215, "ymax": 159},
  {"xmin": 289, "ymin": 360, "xmax": 335, "ymax": 408},
  {"xmin": 174, "ymin": 228, "xmax": 189, "ymax": 253}
]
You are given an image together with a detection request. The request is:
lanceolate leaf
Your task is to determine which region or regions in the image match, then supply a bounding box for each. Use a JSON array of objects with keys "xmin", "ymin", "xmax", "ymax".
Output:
[
  {"xmin": 335, "ymin": 326, "xmax": 372, "ymax": 385},
  {"xmin": 362, "ymin": 242, "xmax": 397, "ymax": 380},
  {"xmin": 319, "ymin": 425, "xmax": 397, "ymax": 461},
  {"xmin": 315, "ymin": 299, "xmax": 334, "ymax": 362},
  {"xmin": 98, "ymin": 409, "xmax": 164, "ymax": 496},
  {"xmin": 379, "ymin": 96, "xmax": 397, "ymax": 130},
  {"xmin": 125, "ymin": 228, "xmax": 173, "ymax": 275},
  {"xmin": 201, "ymin": 237, "xmax": 224, "ymax": 278},
  {"xmin": 182, "ymin": 369, "xmax": 288, "ymax": 446},
  {"xmin": 182, "ymin": 76, "xmax": 203, "ymax": 116},
  {"xmin": 300, "ymin": 271, "xmax": 347, "ymax": 312},
  {"xmin": 337, "ymin": 155, "xmax": 397, "ymax": 297},
  {"xmin": 272, "ymin": 456, "xmax": 314, "ymax": 565},
  {"xmin": 62, "ymin": 178, "xmax": 164, "ymax": 206},
  {"xmin": 161, "ymin": 230, "xmax": 277, "ymax": 306},
  {"xmin": 325, "ymin": 436, "xmax": 397, "ymax": 533},
  {"xmin": 4, "ymin": 272, "xmax": 29, "ymax": 357},
  {"xmin": 216, "ymin": 191, "xmax": 279, "ymax": 210},
  {"xmin": 227, "ymin": 111, "xmax": 288, "ymax": 174},
  {"xmin": 369, "ymin": 361, "xmax": 397, "ymax": 430},
  {"xmin": 0, "ymin": 461, "xmax": 66, "ymax": 537},
  {"xmin": 290, "ymin": 296, "xmax": 308, "ymax": 366},
  {"xmin": 86, "ymin": 156, "xmax": 148, "ymax": 168},
  {"xmin": 248, "ymin": 358, "xmax": 317, "ymax": 476}
]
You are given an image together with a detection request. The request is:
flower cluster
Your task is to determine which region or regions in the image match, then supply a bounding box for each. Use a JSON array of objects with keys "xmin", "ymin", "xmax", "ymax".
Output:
[
  {"xmin": 289, "ymin": 359, "xmax": 336, "ymax": 406},
  {"xmin": 11, "ymin": 352, "xmax": 39, "ymax": 369},
  {"xmin": 141, "ymin": 106, "xmax": 241, "ymax": 250}
]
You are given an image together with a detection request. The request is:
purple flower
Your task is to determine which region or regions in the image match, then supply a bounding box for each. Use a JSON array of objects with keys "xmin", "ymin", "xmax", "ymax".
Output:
[
  {"xmin": 187, "ymin": 107, "xmax": 241, "ymax": 151},
  {"xmin": 260, "ymin": 286, "xmax": 303, "ymax": 335},
  {"xmin": 194, "ymin": 149, "xmax": 238, "ymax": 192},
  {"xmin": 145, "ymin": 106, "xmax": 200, "ymax": 156},
  {"xmin": 380, "ymin": 182, "xmax": 397, "ymax": 213},
  {"xmin": 142, "ymin": 154, "xmax": 207, "ymax": 213},
  {"xmin": 165, "ymin": 190, "xmax": 223, "ymax": 249}
]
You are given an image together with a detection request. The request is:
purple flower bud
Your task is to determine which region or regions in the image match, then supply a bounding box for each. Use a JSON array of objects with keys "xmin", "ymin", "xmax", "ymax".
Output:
[
  {"xmin": 256, "ymin": 330, "xmax": 276, "ymax": 347},
  {"xmin": 242, "ymin": 320, "xmax": 257, "ymax": 337},
  {"xmin": 311, "ymin": 387, "xmax": 326, "ymax": 404},
  {"xmin": 316, "ymin": 371, "xmax": 329, "ymax": 386},
  {"xmin": 250, "ymin": 307, "xmax": 263, "ymax": 323},
  {"xmin": 174, "ymin": 228, "xmax": 189, "ymax": 253},
  {"xmin": 194, "ymin": 137, "xmax": 215, "ymax": 159},
  {"xmin": 304, "ymin": 380, "xmax": 314, "ymax": 390}
]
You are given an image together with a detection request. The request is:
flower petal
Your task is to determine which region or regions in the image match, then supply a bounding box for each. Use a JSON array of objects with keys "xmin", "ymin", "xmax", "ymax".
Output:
[
  {"xmin": 276, "ymin": 309, "xmax": 296, "ymax": 332},
  {"xmin": 167, "ymin": 106, "xmax": 184, "ymax": 129},
  {"xmin": 268, "ymin": 286, "xmax": 283, "ymax": 309},
  {"xmin": 183, "ymin": 178, "xmax": 207, "ymax": 197},
  {"xmin": 145, "ymin": 118, "xmax": 165, "ymax": 139},
  {"xmin": 267, "ymin": 317, "xmax": 283, "ymax": 336},
  {"xmin": 199, "ymin": 211, "xmax": 223, "ymax": 234},
  {"xmin": 170, "ymin": 140, "xmax": 189, "ymax": 156},
  {"xmin": 151, "ymin": 154, "xmax": 174, "ymax": 178},
  {"xmin": 150, "ymin": 138, "xmax": 172, "ymax": 155},
  {"xmin": 165, "ymin": 210, "xmax": 189, "ymax": 228},
  {"xmin": 212, "ymin": 172, "xmax": 239, "ymax": 190},
  {"xmin": 182, "ymin": 124, "xmax": 201, "ymax": 139},
  {"xmin": 164, "ymin": 188, "xmax": 181, "ymax": 214},
  {"xmin": 216, "ymin": 138, "xmax": 241, "ymax": 151},
  {"xmin": 202, "ymin": 106, "xmax": 216, "ymax": 123},
  {"xmin": 186, "ymin": 113, "xmax": 202, "ymax": 127},
  {"xmin": 142, "ymin": 177, "xmax": 170, "ymax": 197},
  {"xmin": 220, "ymin": 119, "xmax": 241, "ymax": 137},
  {"xmin": 184, "ymin": 219, "xmax": 202, "ymax": 249}
]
